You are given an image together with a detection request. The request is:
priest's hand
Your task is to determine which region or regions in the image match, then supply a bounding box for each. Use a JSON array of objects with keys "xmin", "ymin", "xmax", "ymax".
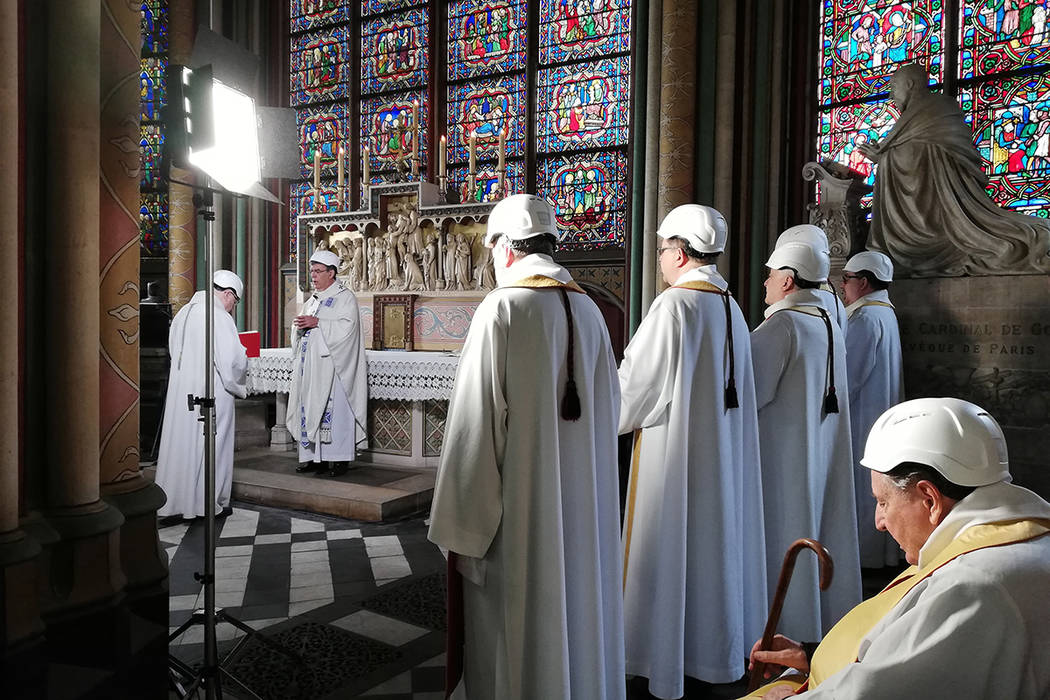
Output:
[
  {"xmin": 293, "ymin": 314, "xmax": 319, "ymax": 330},
  {"xmin": 761, "ymin": 686, "xmax": 799, "ymax": 700},
  {"xmin": 749, "ymin": 634, "xmax": 810, "ymax": 677},
  {"xmin": 857, "ymin": 141, "xmax": 881, "ymax": 161}
]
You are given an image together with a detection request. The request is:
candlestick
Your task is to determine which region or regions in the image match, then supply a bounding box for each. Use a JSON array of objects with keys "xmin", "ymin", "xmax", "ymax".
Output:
[
  {"xmin": 363, "ymin": 144, "xmax": 371, "ymax": 199},
  {"xmin": 411, "ymin": 100, "xmax": 420, "ymax": 178},
  {"xmin": 313, "ymin": 147, "xmax": 321, "ymax": 212},
  {"xmin": 468, "ymin": 131, "xmax": 477, "ymax": 201},
  {"xmin": 497, "ymin": 130, "xmax": 506, "ymax": 195},
  {"xmin": 337, "ymin": 144, "xmax": 344, "ymax": 209}
]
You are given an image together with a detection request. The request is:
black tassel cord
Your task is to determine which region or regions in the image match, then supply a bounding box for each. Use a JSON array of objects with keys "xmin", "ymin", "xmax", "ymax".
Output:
[
  {"xmin": 720, "ymin": 292, "xmax": 739, "ymax": 410},
  {"xmin": 817, "ymin": 307, "xmax": 839, "ymax": 414},
  {"xmin": 558, "ymin": 288, "xmax": 582, "ymax": 421}
]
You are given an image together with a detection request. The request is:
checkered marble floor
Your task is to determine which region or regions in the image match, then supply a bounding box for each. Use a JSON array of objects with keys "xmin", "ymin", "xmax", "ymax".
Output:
[{"xmin": 162, "ymin": 502, "xmax": 448, "ymax": 699}]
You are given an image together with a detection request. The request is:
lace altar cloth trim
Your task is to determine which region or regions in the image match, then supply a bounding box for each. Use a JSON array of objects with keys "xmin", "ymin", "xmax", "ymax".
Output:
[{"xmin": 247, "ymin": 348, "xmax": 459, "ymax": 401}]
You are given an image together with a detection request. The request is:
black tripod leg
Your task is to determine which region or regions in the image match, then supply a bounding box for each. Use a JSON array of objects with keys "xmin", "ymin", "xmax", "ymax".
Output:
[
  {"xmin": 216, "ymin": 610, "xmax": 304, "ymax": 663},
  {"xmin": 219, "ymin": 667, "xmax": 264, "ymax": 700}
]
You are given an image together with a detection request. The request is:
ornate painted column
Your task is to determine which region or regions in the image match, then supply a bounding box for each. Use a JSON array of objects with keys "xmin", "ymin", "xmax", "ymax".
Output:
[
  {"xmin": 41, "ymin": 0, "xmax": 126, "ymax": 664},
  {"xmin": 98, "ymin": 0, "xmax": 168, "ymax": 647},
  {"xmin": 168, "ymin": 0, "xmax": 197, "ymax": 313}
]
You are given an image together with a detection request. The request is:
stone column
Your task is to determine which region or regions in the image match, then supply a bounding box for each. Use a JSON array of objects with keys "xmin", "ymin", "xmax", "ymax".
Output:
[
  {"xmin": 655, "ymin": 0, "xmax": 697, "ymax": 295},
  {"xmin": 639, "ymin": 0, "xmax": 662, "ymax": 315},
  {"xmin": 168, "ymin": 0, "xmax": 197, "ymax": 313},
  {"xmin": 42, "ymin": 0, "xmax": 126, "ymax": 666},
  {"xmin": 0, "ymin": 2, "xmax": 45, "ymax": 687}
]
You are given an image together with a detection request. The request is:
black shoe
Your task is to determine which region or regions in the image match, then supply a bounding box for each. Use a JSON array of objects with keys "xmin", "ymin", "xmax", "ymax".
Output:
[
  {"xmin": 325, "ymin": 461, "xmax": 349, "ymax": 477},
  {"xmin": 295, "ymin": 462, "xmax": 321, "ymax": 473},
  {"xmin": 216, "ymin": 506, "xmax": 234, "ymax": 519}
]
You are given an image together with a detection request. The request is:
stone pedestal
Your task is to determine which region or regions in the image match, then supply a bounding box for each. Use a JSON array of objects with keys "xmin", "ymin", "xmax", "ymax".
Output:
[
  {"xmin": 235, "ymin": 399, "xmax": 272, "ymax": 450},
  {"xmin": 891, "ymin": 275, "xmax": 1050, "ymax": 498}
]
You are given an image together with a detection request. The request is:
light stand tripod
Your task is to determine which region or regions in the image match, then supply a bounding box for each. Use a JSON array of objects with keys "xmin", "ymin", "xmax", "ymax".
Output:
[{"xmin": 166, "ymin": 185, "xmax": 300, "ymax": 699}]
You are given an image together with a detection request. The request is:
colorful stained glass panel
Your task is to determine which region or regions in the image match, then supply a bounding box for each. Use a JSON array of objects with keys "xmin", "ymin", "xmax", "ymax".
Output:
[
  {"xmin": 289, "ymin": 181, "xmax": 339, "ymax": 251},
  {"xmin": 538, "ymin": 0, "xmax": 632, "ymax": 64},
  {"xmin": 361, "ymin": 8, "xmax": 429, "ymax": 94},
  {"xmin": 961, "ymin": 72, "xmax": 1050, "ymax": 215},
  {"xmin": 361, "ymin": 92, "xmax": 429, "ymax": 173},
  {"xmin": 536, "ymin": 57, "xmax": 631, "ymax": 153},
  {"xmin": 140, "ymin": 123, "xmax": 165, "ymax": 190},
  {"xmin": 141, "ymin": 0, "xmax": 168, "ymax": 55},
  {"xmin": 140, "ymin": 192, "xmax": 169, "ymax": 256},
  {"xmin": 298, "ymin": 102, "xmax": 349, "ymax": 179},
  {"xmin": 817, "ymin": 97, "xmax": 900, "ymax": 208},
  {"xmin": 140, "ymin": 57, "xmax": 167, "ymax": 121},
  {"xmin": 537, "ymin": 150, "xmax": 628, "ymax": 248},
  {"xmin": 361, "ymin": 0, "xmax": 422, "ymax": 17},
  {"xmin": 960, "ymin": 1, "xmax": 1050, "ymax": 80},
  {"xmin": 290, "ymin": 0, "xmax": 350, "ymax": 33},
  {"xmin": 446, "ymin": 75, "xmax": 527, "ymax": 163},
  {"xmin": 290, "ymin": 27, "xmax": 350, "ymax": 106},
  {"xmin": 449, "ymin": 159, "xmax": 526, "ymax": 202},
  {"xmin": 447, "ymin": 0, "xmax": 528, "ymax": 79},
  {"xmin": 819, "ymin": 1, "xmax": 944, "ymax": 106}
]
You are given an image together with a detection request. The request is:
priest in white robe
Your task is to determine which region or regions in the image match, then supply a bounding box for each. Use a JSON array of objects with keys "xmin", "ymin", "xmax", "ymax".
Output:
[
  {"xmin": 618, "ymin": 205, "xmax": 767, "ymax": 698},
  {"xmin": 842, "ymin": 251, "xmax": 904, "ymax": 568},
  {"xmin": 745, "ymin": 399, "xmax": 1050, "ymax": 700},
  {"xmin": 156, "ymin": 270, "xmax": 247, "ymax": 519},
  {"xmin": 286, "ymin": 249, "xmax": 368, "ymax": 477},
  {"xmin": 428, "ymin": 195, "xmax": 625, "ymax": 700},
  {"xmin": 751, "ymin": 241, "xmax": 862, "ymax": 642},
  {"xmin": 774, "ymin": 225, "xmax": 848, "ymax": 338}
]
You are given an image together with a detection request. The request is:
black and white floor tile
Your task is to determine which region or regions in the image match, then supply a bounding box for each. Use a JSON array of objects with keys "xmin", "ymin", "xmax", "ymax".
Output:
[{"xmin": 162, "ymin": 502, "xmax": 448, "ymax": 699}]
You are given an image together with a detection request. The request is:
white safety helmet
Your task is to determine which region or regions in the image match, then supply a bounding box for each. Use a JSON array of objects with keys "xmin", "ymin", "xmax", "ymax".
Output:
[
  {"xmin": 861, "ymin": 398, "xmax": 1011, "ymax": 487},
  {"xmin": 213, "ymin": 269, "xmax": 244, "ymax": 300},
  {"xmin": 775, "ymin": 224, "xmax": 830, "ymax": 254},
  {"xmin": 657, "ymin": 204, "xmax": 727, "ymax": 254},
  {"xmin": 310, "ymin": 249, "xmax": 341, "ymax": 270},
  {"xmin": 766, "ymin": 241, "xmax": 830, "ymax": 282},
  {"xmin": 483, "ymin": 194, "xmax": 561, "ymax": 247},
  {"xmin": 844, "ymin": 250, "xmax": 894, "ymax": 282}
]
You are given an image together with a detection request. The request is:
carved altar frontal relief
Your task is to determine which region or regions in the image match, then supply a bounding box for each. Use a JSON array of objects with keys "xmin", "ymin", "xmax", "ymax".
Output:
[{"xmin": 892, "ymin": 276, "xmax": 1050, "ymax": 497}]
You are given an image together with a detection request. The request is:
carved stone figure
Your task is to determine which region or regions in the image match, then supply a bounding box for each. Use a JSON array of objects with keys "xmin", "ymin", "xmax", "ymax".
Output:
[
  {"xmin": 473, "ymin": 242, "xmax": 496, "ymax": 290},
  {"xmin": 349, "ymin": 237, "xmax": 365, "ymax": 291},
  {"xmin": 422, "ymin": 236, "xmax": 438, "ymax": 290},
  {"xmin": 384, "ymin": 232, "xmax": 403, "ymax": 287},
  {"xmin": 444, "ymin": 233, "xmax": 458, "ymax": 289},
  {"xmin": 454, "ymin": 234, "xmax": 473, "ymax": 290},
  {"xmin": 369, "ymin": 243, "xmax": 385, "ymax": 291},
  {"xmin": 859, "ymin": 63, "xmax": 1050, "ymax": 276},
  {"xmin": 403, "ymin": 251, "xmax": 425, "ymax": 291}
]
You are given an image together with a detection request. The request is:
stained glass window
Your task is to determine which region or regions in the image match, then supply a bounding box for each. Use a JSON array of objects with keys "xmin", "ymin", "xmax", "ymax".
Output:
[
  {"xmin": 448, "ymin": 0, "xmax": 528, "ymax": 79},
  {"xmin": 449, "ymin": 160, "xmax": 527, "ymax": 203},
  {"xmin": 140, "ymin": 0, "xmax": 168, "ymax": 258},
  {"xmin": 536, "ymin": 57, "xmax": 631, "ymax": 153},
  {"xmin": 537, "ymin": 0, "xmax": 632, "ymax": 63},
  {"xmin": 447, "ymin": 75, "xmax": 527, "ymax": 163},
  {"xmin": 291, "ymin": 0, "xmax": 349, "ymax": 32},
  {"xmin": 361, "ymin": 8, "xmax": 429, "ymax": 94},
  {"xmin": 538, "ymin": 151, "xmax": 629, "ymax": 246},
  {"xmin": 290, "ymin": 26, "xmax": 350, "ymax": 106},
  {"xmin": 819, "ymin": 1, "xmax": 1050, "ymax": 217}
]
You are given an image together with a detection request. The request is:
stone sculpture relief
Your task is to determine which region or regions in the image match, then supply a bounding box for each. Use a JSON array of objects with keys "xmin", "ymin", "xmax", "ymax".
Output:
[
  {"xmin": 804, "ymin": 160, "xmax": 872, "ymax": 261},
  {"xmin": 319, "ymin": 200, "xmax": 496, "ymax": 294},
  {"xmin": 859, "ymin": 63, "xmax": 1050, "ymax": 276}
]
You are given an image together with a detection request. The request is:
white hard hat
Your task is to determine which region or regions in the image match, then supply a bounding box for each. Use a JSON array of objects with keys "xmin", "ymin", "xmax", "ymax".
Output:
[
  {"xmin": 483, "ymin": 194, "xmax": 561, "ymax": 247},
  {"xmin": 310, "ymin": 249, "xmax": 341, "ymax": 269},
  {"xmin": 776, "ymin": 224, "xmax": 829, "ymax": 254},
  {"xmin": 657, "ymin": 204, "xmax": 727, "ymax": 254},
  {"xmin": 766, "ymin": 241, "xmax": 830, "ymax": 282},
  {"xmin": 861, "ymin": 398, "xmax": 1010, "ymax": 487},
  {"xmin": 213, "ymin": 269, "xmax": 243, "ymax": 300},
  {"xmin": 845, "ymin": 251, "xmax": 894, "ymax": 282}
]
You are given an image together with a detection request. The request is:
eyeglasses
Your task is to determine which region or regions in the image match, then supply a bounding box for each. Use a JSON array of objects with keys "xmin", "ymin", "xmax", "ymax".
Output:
[
  {"xmin": 657, "ymin": 246, "xmax": 677, "ymax": 257},
  {"xmin": 841, "ymin": 273, "xmax": 862, "ymax": 283},
  {"xmin": 227, "ymin": 290, "xmax": 241, "ymax": 305}
]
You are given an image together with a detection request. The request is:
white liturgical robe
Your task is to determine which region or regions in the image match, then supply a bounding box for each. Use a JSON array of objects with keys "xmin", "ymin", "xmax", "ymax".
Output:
[
  {"xmin": 285, "ymin": 282, "xmax": 368, "ymax": 461},
  {"xmin": 817, "ymin": 284, "xmax": 848, "ymax": 340},
  {"xmin": 156, "ymin": 291, "xmax": 247, "ymax": 518},
  {"xmin": 845, "ymin": 290, "xmax": 904, "ymax": 567},
  {"xmin": 803, "ymin": 482, "xmax": 1050, "ymax": 699},
  {"xmin": 750, "ymin": 289, "xmax": 862, "ymax": 641},
  {"xmin": 618, "ymin": 266, "xmax": 767, "ymax": 697},
  {"xmin": 428, "ymin": 254, "xmax": 625, "ymax": 700}
]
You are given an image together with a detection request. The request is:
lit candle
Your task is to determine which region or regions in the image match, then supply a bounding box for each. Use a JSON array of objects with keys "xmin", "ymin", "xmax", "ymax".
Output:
[
  {"xmin": 363, "ymin": 144, "xmax": 370, "ymax": 184},
  {"xmin": 313, "ymin": 147, "xmax": 321, "ymax": 212},
  {"xmin": 438, "ymin": 135, "xmax": 446, "ymax": 178},
  {"xmin": 337, "ymin": 144, "xmax": 344, "ymax": 209},
  {"xmin": 411, "ymin": 100, "xmax": 419, "ymax": 161},
  {"xmin": 498, "ymin": 129, "xmax": 506, "ymax": 171}
]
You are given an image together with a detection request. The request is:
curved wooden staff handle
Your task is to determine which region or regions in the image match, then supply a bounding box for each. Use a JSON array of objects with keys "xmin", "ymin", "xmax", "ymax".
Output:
[{"xmin": 747, "ymin": 538, "xmax": 835, "ymax": 693}]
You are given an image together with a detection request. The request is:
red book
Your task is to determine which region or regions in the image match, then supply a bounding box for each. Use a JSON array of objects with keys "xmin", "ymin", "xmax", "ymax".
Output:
[{"xmin": 238, "ymin": 331, "xmax": 260, "ymax": 358}]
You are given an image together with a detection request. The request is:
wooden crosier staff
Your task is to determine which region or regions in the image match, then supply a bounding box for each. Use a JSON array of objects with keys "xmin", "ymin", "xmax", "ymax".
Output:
[{"xmin": 747, "ymin": 538, "xmax": 835, "ymax": 693}]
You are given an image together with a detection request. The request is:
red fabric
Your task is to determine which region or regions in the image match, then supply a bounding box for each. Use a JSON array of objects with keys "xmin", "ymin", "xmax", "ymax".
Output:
[{"xmin": 238, "ymin": 331, "xmax": 260, "ymax": 358}]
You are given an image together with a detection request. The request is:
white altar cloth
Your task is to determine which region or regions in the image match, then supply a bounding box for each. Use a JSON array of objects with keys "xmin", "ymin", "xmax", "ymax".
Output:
[{"xmin": 247, "ymin": 348, "xmax": 459, "ymax": 401}]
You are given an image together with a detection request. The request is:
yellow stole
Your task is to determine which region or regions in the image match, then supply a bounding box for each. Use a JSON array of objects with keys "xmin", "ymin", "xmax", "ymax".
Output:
[
  {"xmin": 742, "ymin": 518, "xmax": 1050, "ymax": 698},
  {"xmin": 673, "ymin": 280, "xmax": 727, "ymax": 295},
  {"xmin": 502, "ymin": 274, "xmax": 585, "ymax": 293},
  {"xmin": 858, "ymin": 300, "xmax": 894, "ymax": 309}
]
